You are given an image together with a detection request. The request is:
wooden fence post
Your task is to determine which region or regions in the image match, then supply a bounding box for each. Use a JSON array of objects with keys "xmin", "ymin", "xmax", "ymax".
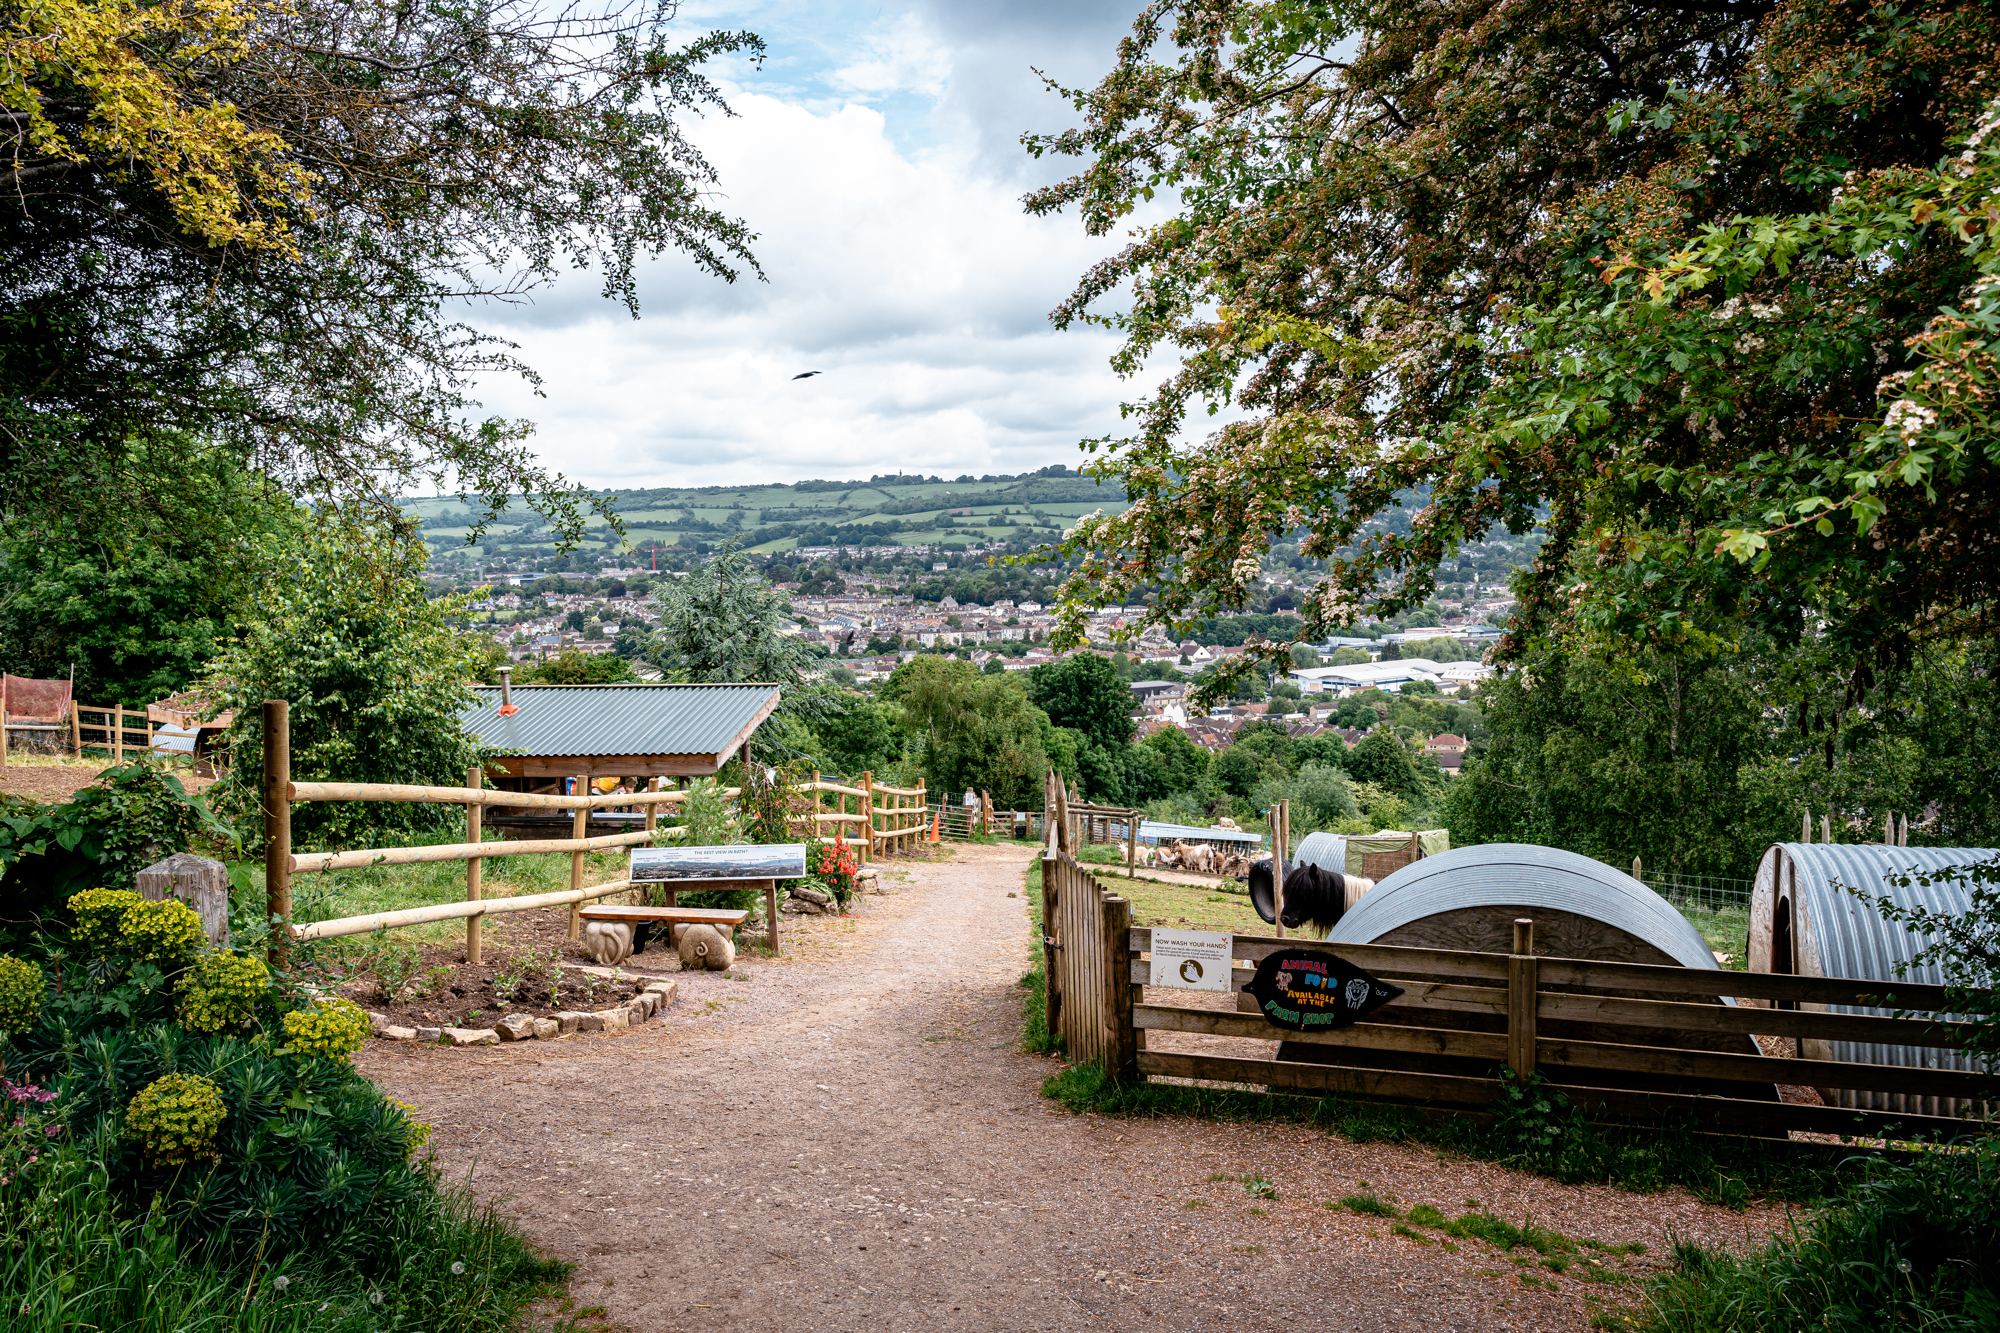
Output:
[
  {"xmin": 466, "ymin": 765, "xmax": 484, "ymax": 964},
  {"xmin": 1273, "ymin": 800, "xmax": 1289, "ymax": 939},
  {"xmin": 567, "ymin": 774, "xmax": 587, "ymax": 940},
  {"xmin": 113, "ymin": 705, "xmax": 123, "ymax": 763},
  {"xmin": 1507, "ymin": 917, "xmax": 1537, "ymax": 1080},
  {"xmin": 1126, "ymin": 809, "xmax": 1138, "ymax": 878},
  {"xmin": 1102, "ymin": 893, "xmax": 1137, "ymax": 1081},
  {"xmin": 70, "ymin": 706, "xmax": 80, "ymax": 757},
  {"xmin": 263, "ymin": 700, "xmax": 291, "ymax": 968},
  {"xmin": 861, "ymin": 771, "xmax": 875, "ymax": 863},
  {"xmin": 0, "ymin": 703, "xmax": 8, "ymax": 769},
  {"xmin": 645, "ymin": 776, "xmax": 660, "ymax": 835},
  {"xmin": 1041, "ymin": 770, "xmax": 1061, "ymax": 1036}
]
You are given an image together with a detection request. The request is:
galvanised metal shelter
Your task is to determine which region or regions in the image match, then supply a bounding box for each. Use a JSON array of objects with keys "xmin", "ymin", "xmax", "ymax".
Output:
[
  {"xmin": 462, "ymin": 683, "xmax": 781, "ymax": 784},
  {"xmin": 1751, "ymin": 842, "xmax": 1992, "ymax": 1115},
  {"xmin": 1326, "ymin": 842, "xmax": 1722, "ymax": 969},
  {"xmin": 1285, "ymin": 842, "xmax": 1767, "ymax": 1090}
]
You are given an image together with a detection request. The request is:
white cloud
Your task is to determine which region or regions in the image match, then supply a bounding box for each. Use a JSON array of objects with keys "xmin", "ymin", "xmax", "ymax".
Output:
[
  {"xmin": 829, "ymin": 15, "xmax": 949, "ymax": 100},
  {"xmin": 478, "ymin": 86, "xmax": 1165, "ymax": 492}
]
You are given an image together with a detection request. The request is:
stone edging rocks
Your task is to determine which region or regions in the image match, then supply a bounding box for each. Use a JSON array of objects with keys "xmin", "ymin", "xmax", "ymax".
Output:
[{"xmin": 368, "ymin": 978, "xmax": 680, "ymax": 1046}]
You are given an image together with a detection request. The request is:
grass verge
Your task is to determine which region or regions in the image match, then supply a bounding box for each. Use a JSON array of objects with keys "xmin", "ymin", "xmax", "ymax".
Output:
[
  {"xmin": 1632, "ymin": 1139, "xmax": 1999, "ymax": 1332},
  {"xmin": 3, "ymin": 1153, "xmax": 566, "ymax": 1332},
  {"xmin": 1039, "ymin": 1062, "xmax": 1861, "ymax": 1206},
  {"xmin": 1019, "ymin": 858, "xmax": 1061, "ymax": 1055}
]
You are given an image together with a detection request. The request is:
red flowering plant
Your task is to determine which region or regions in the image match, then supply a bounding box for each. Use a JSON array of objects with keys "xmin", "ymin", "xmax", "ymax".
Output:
[{"xmin": 805, "ymin": 833, "xmax": 861, "ymax": 907}]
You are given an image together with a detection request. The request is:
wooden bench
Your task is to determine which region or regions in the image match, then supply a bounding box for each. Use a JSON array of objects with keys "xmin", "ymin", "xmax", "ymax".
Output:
[{"xmin": 578, "ymin": 904, "xmax": 750, "ymax": 958}]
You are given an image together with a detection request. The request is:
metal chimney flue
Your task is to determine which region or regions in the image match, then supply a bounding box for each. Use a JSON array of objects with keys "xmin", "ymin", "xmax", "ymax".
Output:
[{"xmin": 497, "ymin": 665, "xmax": 514, "ymax": 709}]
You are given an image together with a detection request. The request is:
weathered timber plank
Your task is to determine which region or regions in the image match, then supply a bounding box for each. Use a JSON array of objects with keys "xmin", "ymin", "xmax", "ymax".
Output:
[
  {"xmin": 1136, "ymin": 1006, "xmax": 1508, "ymax": 1059},
  {"xmin": 1538, "ymin": 1037, "xmax": 1995, "ymax": 1101},
  {"xmin": 1129, "ymin": 928, "xmax": 1510, "ymax": 983},
  {"xmin": 1537, "ymin": 957, "xmax": 1966, "ymax": 1012},
  {"xmin": 1129, "ymin": 927, "xmax": 1979, "ymax": 1013},
  {"xmin": 1538, "ymin": 991, "xmax": 1976, "ymax": 1049},
  {"xmin": 1138, "ymin": 1052, "xmax": 1978, "ymax": 1139},
  {"xmin": 1138, "ymin": 1051, "xmax": 1503, "ymax": 1106}
]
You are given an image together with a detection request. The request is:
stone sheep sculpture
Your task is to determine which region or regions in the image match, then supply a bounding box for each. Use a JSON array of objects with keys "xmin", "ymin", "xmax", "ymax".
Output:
[{"xmin": 678, "ymin": 923, "xmax": 735, "ymax": 971}]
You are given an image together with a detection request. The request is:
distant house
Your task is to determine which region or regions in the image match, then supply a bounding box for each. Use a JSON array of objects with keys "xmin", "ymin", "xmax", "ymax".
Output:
[
  {"xmin": 1129, "ymin": 679, "xmax": 1186, "ymax": 705},
  {"xmin": 1424, "ymin": 733, "xmax": 1469, "ymax": 773}
]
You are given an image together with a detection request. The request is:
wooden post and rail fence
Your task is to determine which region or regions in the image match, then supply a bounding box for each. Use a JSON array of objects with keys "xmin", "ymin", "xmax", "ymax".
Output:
[
  {"xmin": 1040, "ymin": 834, "xmax": 1996, "ymax": 1140},
  {"xmin": 800, "ymin": 772, "xmax": 930, "ymax": 860},
  {"xmin": 260, "ymin": 700, "xmax": 699, "ymax": 967}
]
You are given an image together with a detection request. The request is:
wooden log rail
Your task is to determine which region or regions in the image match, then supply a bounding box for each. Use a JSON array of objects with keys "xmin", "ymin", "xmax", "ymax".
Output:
[
  {"xmin": 1113, "ymin": 924, "xmax": 1997, "ymax": 1140},
  {"xmin": 295, "ymin": 879, "xmax": 644, "ymax": 942},
  {"xmin": 256, "ymin": 710, "xmax": 759, "ymax": 966}
]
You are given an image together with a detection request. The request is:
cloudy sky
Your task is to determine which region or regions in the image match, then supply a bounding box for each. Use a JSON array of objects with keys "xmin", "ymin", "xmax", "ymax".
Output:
[{"xmin": 470, "ymin": 0, "xmax": 1164, "ymax": 490}]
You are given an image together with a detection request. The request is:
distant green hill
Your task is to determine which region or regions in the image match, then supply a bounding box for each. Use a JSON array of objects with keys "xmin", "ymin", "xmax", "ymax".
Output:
[{"xmin": 408, "ymin": 467, "xmax": 1127, "ymax": 566}]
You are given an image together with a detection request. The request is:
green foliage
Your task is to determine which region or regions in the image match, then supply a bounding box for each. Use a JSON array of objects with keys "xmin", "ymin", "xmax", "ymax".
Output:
[
  {"xmin": 1254, "ymin": 763, "xmax": 1358, "ymax": 834},
  {"xmin": 1018, "ymin": 860, "xmax": 1061, "ymax": 1055},
  {"xmin": 1143, "ymin": 725, "xmax": 1211, "ymax": 790},
  {"xmin": 0, "ymin": 445, "xmax": 305, "ymax": 702},
  {"xmin": 1340, "ymin": 1193, "xmax": 1396, "ymax": 1217},
  {"xmin": 175, "ymin": 953, "xmax": 271, "ymax": 1034},
  {"xmin": 1345, "ymin": 730, "xmax": 1427, "ymax": 801},
  {"xmin": 653, "ymin": 542, "xmax": 838, "ymax": 754},
  {"xmin": 1031, "ymin": 0, "xmax": 1997, "ymax": 698},
  {"xmin": 280, "ymin": 998, "xmax": 373, "ymax": 1060},
  {"xmin": 66, "ymin": 890, "xmax": 144, "ymax": 963},
  {"xmin": 812, "ymin": 697, "xmax": 904, "ymax": 777},
  {"xmin": 5, "ymin": 0, "xmax": 764, "ymax": 548},
  {"xmin": 885, "ymin": 656, "xmax": 1054, "ymax": 808},
  {"xmin": 0, "ymin": 1143, "xmax": 564, "ymax": 1331},
  {"xmin": 125, "ymin": 1072, "xmax": 228, "ymax": 1166},
  {"xmin": 1639, "ymin": 1143, "xmax": 2000, "ymax": 1332},
  {"xmin": 1028, "ymin": 653, "xmax": 1136, "ymax": 752},
  {"xmin": 117, "ymin": 899, "xmax": 207, "ymax": 975},
  {"xmin": 509, "ymin": 649, "xmax": 637, "ymax": 684},
  {"xmin": 668, "ymin": 778, "xmax": 758, "ymax": 914},
  {"xmin": 201, "ymin": 520, "xmax": 487, "ymax": 850},
  {"xmin": 0, "ymin": 955, "xmax": 45, "ymax": 1035},
  {"xmin": 0, "ymin": 767, "xmax": 235, "ymax": 937}
]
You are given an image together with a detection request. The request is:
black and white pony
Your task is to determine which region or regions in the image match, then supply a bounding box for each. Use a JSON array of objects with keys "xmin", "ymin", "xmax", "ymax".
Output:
[{"xmin": 1246, "ymin": 859, "xmax": 1374, "ymax": 936}]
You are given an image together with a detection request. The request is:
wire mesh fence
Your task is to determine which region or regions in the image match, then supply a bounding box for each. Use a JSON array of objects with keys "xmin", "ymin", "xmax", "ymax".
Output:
[{"xmin": 1643, "ymin": 872, "xmax": 1754, "ymax": 913}]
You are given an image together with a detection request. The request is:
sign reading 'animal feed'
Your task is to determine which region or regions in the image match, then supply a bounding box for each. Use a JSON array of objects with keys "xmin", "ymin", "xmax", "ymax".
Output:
[
  {"xmin": 1245, "ymin": 948, "xmax": 1403, "ymax": 1032},
  {"xmin": 1149, "ymin": 930, "xmax": 1233, "ymax": 992}
]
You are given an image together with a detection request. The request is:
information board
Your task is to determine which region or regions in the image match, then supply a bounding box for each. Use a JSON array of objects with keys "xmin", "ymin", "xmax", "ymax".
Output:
[
  {"xmin": 629, "ymin": 844, "xmax": 807, "ymax": 882},
  {"xmin": 1149, "ymin": 929, "xmax": 1233, "ymax": 992}
]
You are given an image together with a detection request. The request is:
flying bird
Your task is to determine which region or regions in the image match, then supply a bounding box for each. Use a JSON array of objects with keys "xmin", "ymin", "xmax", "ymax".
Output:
[{"xmin": 792, "ymin": 371, "xmax": 823, "ymax": 380}]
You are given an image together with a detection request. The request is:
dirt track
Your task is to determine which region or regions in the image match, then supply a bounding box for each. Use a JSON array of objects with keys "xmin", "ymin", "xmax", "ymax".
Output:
[{"xmin": 360, "ymin": 843, "xmax": 1789, "ymax": 1333}]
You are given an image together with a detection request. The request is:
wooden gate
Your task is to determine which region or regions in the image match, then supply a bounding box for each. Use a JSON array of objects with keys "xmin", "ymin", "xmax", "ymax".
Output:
[
  {"xmin": 1037, "ymin": 773, "xmax": 1139, "ymax": 1071},
  {"xmin": 1117, "ymin": 923, "xmax": 1994, "ymax": 1139}
]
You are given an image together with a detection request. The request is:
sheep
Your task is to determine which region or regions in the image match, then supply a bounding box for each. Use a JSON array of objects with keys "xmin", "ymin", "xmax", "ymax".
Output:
[{"xmin": 1246, "ymin": 861, "xmax": 1374, "ymax": 936}]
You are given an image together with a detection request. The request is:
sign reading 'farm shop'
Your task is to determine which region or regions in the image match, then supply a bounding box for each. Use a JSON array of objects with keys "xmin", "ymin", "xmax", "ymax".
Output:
[{"xmin": 1245, "ymin": 948, "xmax": 1403, "ymax": 1033}]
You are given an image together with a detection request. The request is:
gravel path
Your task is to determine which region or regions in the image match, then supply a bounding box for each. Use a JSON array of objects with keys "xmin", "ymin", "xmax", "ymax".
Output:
[{"xmin": 359, "ymin": 843, "xmax": 1795, "ymax": 1333}]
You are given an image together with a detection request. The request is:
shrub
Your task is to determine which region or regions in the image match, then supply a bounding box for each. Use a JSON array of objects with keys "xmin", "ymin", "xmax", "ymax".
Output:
[
  {"xmin": 66, "ymin": 889, "xmax": 143, "ymax": 961},
  {"xmin": 175, "ymin": 952, "xmax": 270, "ymax": 1033},
  {"xmin": 0, "ymin": 956, "xmax": 44, "ymax": 1035},
  {"xmin": 0, "ymin": 766, "xmax": 236, "ymax": 942},
  {"xmin": 117, "ymin": 898, "xmax": 208, "ymax": 973},
  {"xmin": 281, "ymin": 997, "xmax": 372, "ymax": 1059},
  {"xmin": 1641, "ymin": 1141, "xmax": 2000, "ymax": 1330},
  {"xmin": 126, "ymin": 1072, "xmax": 228, "ymax": 1166}
]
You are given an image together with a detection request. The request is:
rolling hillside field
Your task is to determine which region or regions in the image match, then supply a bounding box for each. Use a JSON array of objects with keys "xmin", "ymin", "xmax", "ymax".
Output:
[{"xmin": 408, "ymin": 468, "xmax": 1128, "ymax": 566}]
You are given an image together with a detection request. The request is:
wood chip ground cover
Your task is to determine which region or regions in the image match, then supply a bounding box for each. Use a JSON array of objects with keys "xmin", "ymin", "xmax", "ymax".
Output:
[{"xmin": 360, "ymin": 843, "xmax": 1805, "ymax": 1332}]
